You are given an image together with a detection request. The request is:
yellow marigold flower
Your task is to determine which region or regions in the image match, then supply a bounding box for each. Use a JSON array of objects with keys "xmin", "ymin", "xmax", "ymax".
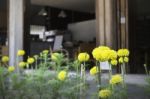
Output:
[
  {"xmin": 124, "ymin": 57, "xmax": 129, "ymax": 63},
  {"xmin": 53, "ymin": 53, "xmax": 60, "ymax": 57},
  {"xmin": 8, "ymin": 66, "xmax": 15, "ymax": 72},
  {"xmin": 117, "ymin": 49, "xmax": 130, "ymax": 57},
  {"xmin": 98, "ymin": 46, "xmax": 110, "ymax": 50},
  {"xmin": 109, "ymin": 50, "xmax": 117, "ymax": 60},
  {"xmin": 90, "ymin": 66, "xmax": 99, "ymax": 76},
  {"xmin": 110, "ymin": 74, "xmax": 123, "ymax": 85},
  {"xmin": 58, "ymin": 70, "xmax": 67, "ymax": 81},
  {"xmin": 51, "ymin": 54, "xmax": 57, "ymax": 61},
  {"xmin": 2, "ymin": 56, "xmax": 9, "ymax": 63},
  {"xmin": 110, "ymin": 59, "xmax": 118, "ymax": 66},
  {"xmin": 17, "ymin": 50, "xmax": 25, "ymax": 56},
  {"xmin": 42, "ymin": 50, "xmax": 49, "ymax": 54},
  {"xmin": 117, "ymin": 49, "xmax": 124, "ymax": 57},
  {"xmin": 27, "ymin": 57, "xmax": 35, "ymax": 64},
  {"xmin": 123, "ymin": 49, "xmax": 129, "ymax": 56},
  {"xmin": 78, "ymin": 52, "xmax": 90, "ymax": 62},
  {"xmin": 51, "ymin": 53, "xmax": 60, "ymax": 61},
  {"xmin": 99, "ymin": 50, "xmax": 110, "ymax": 61},
  {"xmin": 92, "ymin": 47, "xmax": 101, "ymax": 60},
  {"xmin": 92, "ymin": 47, "xmax": 110, "ymax": 61},
  {"xmin": 99, "ymin": 89, "xmax": 111, "ymax": 98},
  {"xmin": 19, "ymin": 62, "xmax": 26, "ymax": 68},
  {"xmin": 118, "ymin": 57, "xmax": 124, "ymax": 64}
]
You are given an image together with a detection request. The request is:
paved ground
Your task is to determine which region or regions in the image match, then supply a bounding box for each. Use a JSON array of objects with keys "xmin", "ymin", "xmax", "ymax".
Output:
[
  {"xmin": 25, "ymin": 70, "xmax": 150, "ymax": 99},
  {"xmin": 85, "ymin": 74, "xmax": 150, "ymax": 99},
  {"xmin": 125, "ymin": 74, "xmax": 150, "ymax": 99},
  {"xmin": 127, "ymin": 84, "xmax": 149, "ymax": 99}
]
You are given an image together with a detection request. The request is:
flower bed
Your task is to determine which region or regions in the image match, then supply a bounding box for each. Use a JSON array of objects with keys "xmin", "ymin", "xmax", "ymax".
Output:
[{"xmin": 0, "ymin": 46, "xmax": 130, "ymax": 99}]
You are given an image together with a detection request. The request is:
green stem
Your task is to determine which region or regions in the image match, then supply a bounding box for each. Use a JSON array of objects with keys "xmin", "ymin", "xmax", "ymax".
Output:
[
  {"xmin": 0, "ymin": 74, "xmax": 6, "ymax": 99},
  {"xmin": 83, "ymin": 62, "xmax": 86, "ymax": 85},
  {"xmin": 76, "ymin": 62, "xmax": 79, "ymax": 99},
  {"xmin": 44, "ymin": 55, "xmax": 47, "ymax": 69},
  {"xmin": 16, "ymin": 57, "xmax": 20, "ymax": 75},
  {"xmin": 31, "ymin": 64, "xmax": 33, "ymax": 70},
  {"xmin": 96, "ymin": 61, "xmax": 101, "ymax": 99},
  {"xmin": 109, "ymin": 64, "xmax": 112, "ymax": 79},
  {"xmin": 123, "ymin": 63, "xmax": 126, "ymax": 74},
  {"xmin": 80, "ymin": 64, "xmax": 83, "ymax": 80},
  {"xmin": 121, "ymin": 64, "xmax": 125, "ymax": 88},
  {"xmin": 144, "ymin": 65, "xmax": 149, "ymax": 75},
  {"xmin": 77, "ymin": 62, "xmax": 79, "ymax": 75},
  {"xmin": 35, "ymin": 58, "xmax": 38, "ymax": 70},
  {"xmin": 39, "ymin": 94, "xmax": 42, "ymax": 99},
  {"xmin": 27, "ymin": 64, "xmax": 29, "ymax": 70},
  {"xmin": 19, "ymin": 92, "xmax": 24, "ymax": 99},
  {"xmin": 121, "ymin": 64, "xmax": 124, "ymax": 80},
  {"xmin": 80, "ymin": 63, "xmax": 86, "ymax": 99},
  {"xmin": 97, "ymin": 61, "xmax": 101, "ymax": 90}
]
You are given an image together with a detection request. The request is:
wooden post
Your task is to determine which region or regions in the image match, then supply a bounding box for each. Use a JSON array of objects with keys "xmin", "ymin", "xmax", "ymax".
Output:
[
  {"xmin": 96, "ymin": 0, "xmax": 115, "ymax": 48},
  {"xmin": 105, "ymin": 0, "xmax": 113, "ymax": 47},
  {"xmin": 8, "ymin": 0, "xmax": 24, "ymax": 66},
  {"xmin": 96, "ymin": 0, "xmax": 105, "ymax": 46},
  {"xmin": 116, "ymin": 0, "xmax": 129, "ymax": 48}
]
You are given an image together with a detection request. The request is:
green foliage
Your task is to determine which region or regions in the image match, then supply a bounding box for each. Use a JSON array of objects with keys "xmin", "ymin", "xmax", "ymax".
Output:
[
  {"xmin": 143, "ymin": 64, "xmax": 150, "ymax": 97},
  {"xmin": 111, "ymin": 85, "xmax": 128, "ymax": 99},
  {"xmin": 145, "ymin": 77, "xmax": 150, "ymax": 95},
  {"xmin": 0, "ymin": 67, "xmax": 7, "ymax": 99},
  {"xmin": 0, "ymin": 51, "xmax": 87, "ymax": 99},
  {"xmin": 0, "ymin": 47, "xmax": 129, "ymax": 99}
]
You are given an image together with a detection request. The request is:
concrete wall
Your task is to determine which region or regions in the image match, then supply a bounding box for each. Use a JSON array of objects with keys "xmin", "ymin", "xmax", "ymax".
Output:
[{"xmin": 68, "ymin": 20, "xmax": 96, "ymax": 42}]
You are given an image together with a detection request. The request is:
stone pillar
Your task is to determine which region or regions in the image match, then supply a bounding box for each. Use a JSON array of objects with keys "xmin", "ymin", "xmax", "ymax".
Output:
[
  {"xmin": 8, "ymin": 0, "xmax": 24, "ymax": 66},
  {"xmin": 96, "ymin": 0, "xmax": 115, "ymax": 48}
]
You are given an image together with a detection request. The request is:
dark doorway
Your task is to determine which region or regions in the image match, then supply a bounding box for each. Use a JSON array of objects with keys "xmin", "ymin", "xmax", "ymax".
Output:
[{"xmin": 129, "ymin": 0, "xmax": 150, "ymax": 73}]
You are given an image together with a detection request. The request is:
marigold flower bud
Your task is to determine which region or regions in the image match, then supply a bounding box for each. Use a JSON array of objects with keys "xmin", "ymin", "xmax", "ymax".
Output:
[
  {"xmin": 17, "ymin": 50, "xmax": 25, "ymax": 56},
  {"xmin": 58, "ymin": 70, "xmax": 67, "ymax": 81}
]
